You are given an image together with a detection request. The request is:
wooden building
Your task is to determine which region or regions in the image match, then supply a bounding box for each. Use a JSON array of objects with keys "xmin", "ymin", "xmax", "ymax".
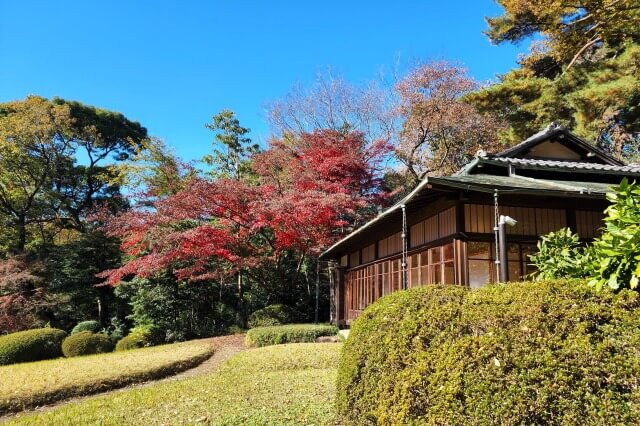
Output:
[{"xmin": 320, "ymin": 124, "xmax": 640, "ymax": 326}]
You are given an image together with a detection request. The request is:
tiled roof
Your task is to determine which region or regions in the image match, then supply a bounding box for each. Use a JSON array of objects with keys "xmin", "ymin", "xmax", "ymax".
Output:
[
  {"xmin": 494, "ymin": 123, "xmax": 624, "ymax": 166},
  {"xmin": 439, "ymin": 174, "xmax": 613, "ymax": 195},
  {"xmin": 484, "ymin": 157, "xmax": 640, "ymax": 174}
]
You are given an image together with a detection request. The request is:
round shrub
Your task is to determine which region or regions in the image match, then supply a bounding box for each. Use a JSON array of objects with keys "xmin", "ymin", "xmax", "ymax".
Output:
[
  {"xmin": 247, "ymin": 304, "xmax": 302, "ymax": 328},
  {"xmin": 70, "ymin": 320, "xmax": 101, "ymax": 335},
  {"xmin": 0, "ymin": 328, "xmax": 67, "ymax": 365},
  {"xmin": 62, "ymin": 331, "xmax": 114, "ymax": 357},
  {"xmin": 116, "ymin": 333, "xmax": 152, "ymax": 351},
  {"xmin": 337, "ymin": 280, "xmax": 640, "ymax": 425},
  {"xmin": 246, "ymin": 323, "xmax": 339, "ymax": 347}
]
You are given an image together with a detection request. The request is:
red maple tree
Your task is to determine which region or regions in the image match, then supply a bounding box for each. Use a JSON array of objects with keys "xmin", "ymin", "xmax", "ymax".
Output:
[{"xmin": 100, "ymin": 130, "xmax": 389, "ymax": 285}]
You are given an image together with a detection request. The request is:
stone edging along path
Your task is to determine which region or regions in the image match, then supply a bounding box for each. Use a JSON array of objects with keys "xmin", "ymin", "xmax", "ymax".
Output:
[{"xmin": 0, "ymin": 334, "xmax": 247, "ymax": 423}]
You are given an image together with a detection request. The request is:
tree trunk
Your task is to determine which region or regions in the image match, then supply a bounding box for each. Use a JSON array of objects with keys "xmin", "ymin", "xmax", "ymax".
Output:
[
  {"xmin": 97, "ymin": 286, "xmax": 110, "ymax": 327},
  {"xmin": 237, "ymin": 271, "xmax": 246, "ymax": 328}
]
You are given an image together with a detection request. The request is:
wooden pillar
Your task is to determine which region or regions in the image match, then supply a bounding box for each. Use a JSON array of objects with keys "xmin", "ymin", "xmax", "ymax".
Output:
[{"xmin": 332, "ymin": 266, "xmax": 346, "ymax": 326}]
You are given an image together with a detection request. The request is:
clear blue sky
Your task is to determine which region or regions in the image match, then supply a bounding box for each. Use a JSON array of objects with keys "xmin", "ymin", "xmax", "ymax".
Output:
[{"xmin": 0, "ymin": 1, "xmax": 524, "ymax": 161}]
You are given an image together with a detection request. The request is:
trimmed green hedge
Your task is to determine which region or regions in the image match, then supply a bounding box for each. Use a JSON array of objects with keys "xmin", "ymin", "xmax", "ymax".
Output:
[
  {"xmin": 70, "ymin": 320, "xmax": 101, "ymax": 335},
  {"xmin": 62, "ymin": 332, "xmax": 114, "ymax": 357},
  {"xmin": 336, "ymin": 281, "xmax": 640, "ymax": 425},
  {"xmin": 246, "ymin": 324, "xmax": 339, "ymax": 347},
  {"xmin": 0, "ymin": 328, "xmax": 67, "ymax": 365},
  {"xmin": 247, "ymin": 304, "xmax": 302, "ymax": 328}
]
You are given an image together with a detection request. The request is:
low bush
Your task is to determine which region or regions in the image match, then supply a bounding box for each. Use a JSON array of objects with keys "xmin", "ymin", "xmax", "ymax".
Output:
[
  {"xmin": 247, "ymin": 304, "xmax": 301, "ymax": 328},
  {"xmin": 0, "ymin": 328, "xmax": 67, "ymax": 365},
  {"xmin": 336, "ymin": 281, "xmax": 640, "ymax": 425},
  {"xmin": 70, "ymin": 320, "xmax": 101, "ymax": 335},
  {"xmin": 246, "ymin": 323, "xmax": 338, "ymax": 347},
  {"xmin": 116, "ymin": 331, "xmax": 154, "ymax": 352},
  {"xmin": 62, "ymin": 332, "xmax": 114, "ymax": 357}
]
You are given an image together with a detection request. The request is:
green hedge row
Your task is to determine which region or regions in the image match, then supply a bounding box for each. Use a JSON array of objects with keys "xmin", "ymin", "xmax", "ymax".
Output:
[
  {"xmin": 336, "ymin": 280, "xmax": 640, "ymax": 425},
  {"xmin": 245, "ymin": 324, "xmax": 339, "ymax": 347},
  {"xmin": 0, "ymin": 328, "xmax": 67, "ymax": 365}
]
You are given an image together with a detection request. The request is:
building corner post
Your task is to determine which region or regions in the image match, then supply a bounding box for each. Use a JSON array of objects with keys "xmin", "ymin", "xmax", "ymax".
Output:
[{"xmin": 401, "ymin": 204, "xmax": 408, "ymax": 290}]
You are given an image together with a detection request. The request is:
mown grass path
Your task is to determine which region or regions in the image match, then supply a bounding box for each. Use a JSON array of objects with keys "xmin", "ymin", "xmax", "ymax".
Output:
[
  {"xmin": 5, "ymin": 342, "xmax": 341, "ymax": 425},
  {"xmin": 0, "ymin": 334, "xmax": 246, "ymax": 423}
]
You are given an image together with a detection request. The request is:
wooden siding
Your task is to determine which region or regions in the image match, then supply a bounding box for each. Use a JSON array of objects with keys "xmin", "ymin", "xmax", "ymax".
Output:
[
  {"xmin": 464, "ymin": 204, "xmax": 567, "ymax": 236},
  {"xmin": 348, "ymin": 251, "xmax": 360, "ymax": 268},
  {"xmin": 361, "ymin": 244, "xmax": 376, "ymax": 263},
  {"xmin": 409, "ymin": 207, "xmax": 456, "ymax": 248},
  {"xmin": 378, "ymin": 232, "xmax": 402, "ymax": 258},
  {"xmin": 576, "ymin": 210, "xmax": 604, "ymax": 238}
]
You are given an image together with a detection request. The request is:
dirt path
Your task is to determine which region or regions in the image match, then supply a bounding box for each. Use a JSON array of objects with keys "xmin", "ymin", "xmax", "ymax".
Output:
[{"xmin": 1, "ymin": 334, "xmax": 247, "ymax": 423}]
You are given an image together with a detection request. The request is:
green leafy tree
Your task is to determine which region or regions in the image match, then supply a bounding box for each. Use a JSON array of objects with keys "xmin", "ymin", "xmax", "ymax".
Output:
[
  {"xmin": 115, "ymin": 137, "xmax": 195, "ymax": 201},
  {"xmin": 469, "ymin": 0, "xmax": 640, "ymax": 161},
  {"xmin": 203, "ymin": 110, "xmax": 259, "ymax": 181},
  {"xmin": 485, "ymin": 0, "xmax": 640, "ymax": 67},
  {"xmin": 0, "ymin": 96, "xmax": 148, "ymax": 253}
]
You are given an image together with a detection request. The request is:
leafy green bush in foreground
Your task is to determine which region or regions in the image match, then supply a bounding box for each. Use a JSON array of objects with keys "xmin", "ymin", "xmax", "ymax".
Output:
[
  {"xmin": 62, "ymin": 331, "xmax": 114, "ymax": 357},
  {"xmin": 247, "ymin": 304, "xmax": 302, "ymax": 328},
  {"xmin": 337, "ymin": 281, "xmax": 640, "ymax": 425},
  {"xmin": 0, "ymin": 328, "xmax": 67, "ymax": 365},
  {"xmin": 246, "ymin": 323, "xmax": 338, "ymax": 347}
]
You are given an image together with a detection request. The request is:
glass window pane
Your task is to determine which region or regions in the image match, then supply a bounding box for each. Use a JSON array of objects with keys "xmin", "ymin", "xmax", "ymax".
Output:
[
  {"xmin": 430, "ymin": 247, "xmax": 441, "ymax": 263},
  {"xmin": 508, "ymin": 244, "xmax": 520, "ymax": 261},
  {"xmin": 508, "ymin": 261, "xmax": 522, "ymax": 281},
  {"xmin": 432, "ymin": 264, "xmax": 442, "ymax": 284},
  {"xmin": 443, "ymin": 243, "xmax": 454, "ymax": 261},
  {"xmin": 410, "ymin": 268, "xmax": 419, "ymax": 287},
  {"xmin": 419, "ymin": 266, "xmax": 429, "ymax": 285},
  {"xmin": 468, "ymin": 260, "xmax": 491, "ymax": 289},
  {"xmin": 420, "ymin": 251, "xmax": 429, "ymax": 266},
  {"xmin": 410, "ymin": 254, "xmax": 419, "ymax": 268},
  {"xmin": 467, "ymin": 242, "xmax": 491, "ymax": 259},
  {"xmin": 443, "ymin": 261, "xmax": 455, "ymax": 284}
]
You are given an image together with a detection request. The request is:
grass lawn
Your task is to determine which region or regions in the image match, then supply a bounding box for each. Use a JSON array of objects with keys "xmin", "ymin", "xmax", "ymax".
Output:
[
  {"xmin": 0, "ymin": 339, "xmax": 214, "ymax": 415},
  {"xmin": 7, "ymin": 342, "xmax": 341, "ymax": 425}
]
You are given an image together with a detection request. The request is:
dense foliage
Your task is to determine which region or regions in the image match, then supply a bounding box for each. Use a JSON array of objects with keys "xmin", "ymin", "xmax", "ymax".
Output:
[
  {"xmin": 0, "ymin": 328, "xmax": 67, "ymax": 365},
  {"xmin": 247, "ymin": 304, "xmax": 302, "ymax": 328},
  {"xmin": 531, "ymin": 179, "xmax": 640, "ymax": 290},
  {"xmin": 62, "ymin": 331, "xmax": 114, "ymax": 357},
  {"xmin": 528, "ymin": 227, "xmax": 591, "ymax": 280},
  {"xmin": 588, "ymin": 178, "xmax": 640, "ymax": 289},
  {"xmin": 470, "ymin": 0, "xmax": 640, "ymax": 160},
  {"xmin": 337, "ymin": 281, "xmax": 640, "ymax": 425},
  {"xmin": 245, "ymin": 323, "xmax": 338, "ymax": 347},
  {"xmin": 0, "ymin": 96, "xmax": 145, "ymax": 332},
  {"xmin": 70, "ymin": 320, "xmax": 101, "ymax": 335}
]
